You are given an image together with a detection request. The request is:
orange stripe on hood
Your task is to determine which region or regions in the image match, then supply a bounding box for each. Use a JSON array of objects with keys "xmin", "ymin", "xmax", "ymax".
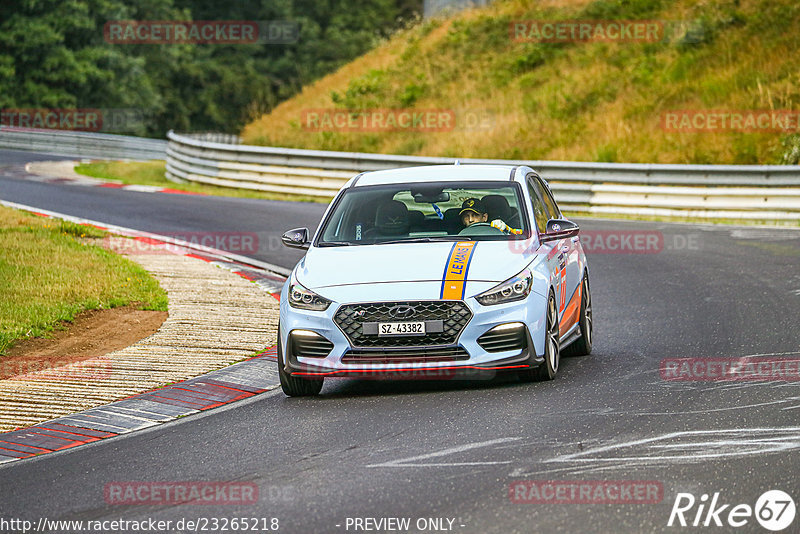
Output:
[{"xmin": 440, "ymin": 241, "xmax": 477, "ymax": 300}]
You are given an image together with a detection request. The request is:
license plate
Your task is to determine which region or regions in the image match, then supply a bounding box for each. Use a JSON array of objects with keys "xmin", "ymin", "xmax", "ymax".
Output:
[{"xmin": 378, "ymin": 322, "xmax": 426, "ymax": 336}]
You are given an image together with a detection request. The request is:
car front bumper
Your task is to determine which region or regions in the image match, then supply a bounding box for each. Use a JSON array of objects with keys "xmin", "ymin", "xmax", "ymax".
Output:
[{"xmin": 279, "ymin": 282, "xmax": 548, "ymax": 379}]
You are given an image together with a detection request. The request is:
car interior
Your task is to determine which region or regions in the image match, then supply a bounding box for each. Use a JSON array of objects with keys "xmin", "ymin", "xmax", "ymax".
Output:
[{"xmin": 320, "ymin": 184, "xmax": 527, "ymax": 243}]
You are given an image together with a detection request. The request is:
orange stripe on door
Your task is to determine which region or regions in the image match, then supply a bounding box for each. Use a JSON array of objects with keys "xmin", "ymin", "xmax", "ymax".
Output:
[{"xmin": 559, "ymin": 282, "xmax": 582, "ymax": 337}]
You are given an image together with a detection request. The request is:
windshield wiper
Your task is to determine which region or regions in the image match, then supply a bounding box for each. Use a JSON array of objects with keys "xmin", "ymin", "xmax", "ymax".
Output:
[
  {"xmin": 318, "ymin": 241, "xmax": 355, "ymax": 247},
  {"xmin": 435, "ymin": 235, "xmax": 474, "ymax": 241},
  {"xmin": 377, "ymin": 237, "xmax": 434, "ymax": 244},
  {"xmin": 377, "ymin": 236, "xmax": 473, "ymax": 245}
]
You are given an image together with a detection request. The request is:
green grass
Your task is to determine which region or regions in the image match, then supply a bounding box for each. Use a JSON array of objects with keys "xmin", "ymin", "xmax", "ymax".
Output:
[
  {"xmin": 74, "ymin": 161, "xmax": 329, "ymax": 204},
  {"xmin": 0, "ymin": 206, "xmax": 169, "ymax": 355},
  {"xmin": 243, "ymin": 0, "xmax": 800, "ymax": 165}
]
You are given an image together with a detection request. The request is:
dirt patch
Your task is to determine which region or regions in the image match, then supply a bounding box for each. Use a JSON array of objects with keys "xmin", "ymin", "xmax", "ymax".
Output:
[{"xmin": 1, "ymin": 305, "xmax": 167, "ymax": 380}]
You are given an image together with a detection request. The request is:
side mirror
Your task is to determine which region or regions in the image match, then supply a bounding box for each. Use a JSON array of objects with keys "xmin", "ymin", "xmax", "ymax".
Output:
[
  {"xmin": 540, "ymin": 219, "xmax": 579, "ymax": 243},
  {"xmin": 281, "ymin": 227, "xmax": 310, "ymax": 249}
]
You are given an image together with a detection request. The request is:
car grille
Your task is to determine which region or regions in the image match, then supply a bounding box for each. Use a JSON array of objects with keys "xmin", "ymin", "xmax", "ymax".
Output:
[
  {"xmin": 477, "ymin": 324, "xmax": 527, "ymax": 353},
  {"xmin": 341, "ymin": 347, "xmax": 470, "ymax": 364},
  {"xmin": 334, "ymin": 300, "xmax": 472, "ymax": 348}
]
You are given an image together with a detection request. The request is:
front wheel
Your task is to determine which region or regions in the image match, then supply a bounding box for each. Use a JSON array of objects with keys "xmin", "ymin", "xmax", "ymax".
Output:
[
  {"xmin": 278, "ymin": 323, "xmax": 323, "ymax": 397},
  {"xmin": 520, "ymin": 294, "xmax": 559, "ymax": 382},
  {"xmin": 562, "ymin": 274, "xmax": 592, "ymax": 357}
]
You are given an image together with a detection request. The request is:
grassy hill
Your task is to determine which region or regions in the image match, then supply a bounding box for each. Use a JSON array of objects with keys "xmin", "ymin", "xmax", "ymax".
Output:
[{"xmin": 241, "ymin": 0, "xmax": 800, "ymax": 164}]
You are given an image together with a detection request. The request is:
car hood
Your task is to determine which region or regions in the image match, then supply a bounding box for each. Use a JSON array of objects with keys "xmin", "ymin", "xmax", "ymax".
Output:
[{"xmin": 295, "ymin": 241, "xmax": 537, "ymax": 290}]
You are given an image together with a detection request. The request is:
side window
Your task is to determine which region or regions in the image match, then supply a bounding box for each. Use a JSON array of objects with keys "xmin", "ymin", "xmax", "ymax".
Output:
[
  {"xmin": 526, "ymin": 180, "xmax": 548, "ymax": 233},
  {"xmin": 535, "ymin": 176, "xmax": 560, "ymax": 219}
]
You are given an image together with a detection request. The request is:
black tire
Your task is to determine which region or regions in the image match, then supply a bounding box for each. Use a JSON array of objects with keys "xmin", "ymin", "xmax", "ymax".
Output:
[
  {"xmin": 520, "ymin": 293, "xmax": 559, "ymax": 382},
  {"xmin": 278, "ymin": 324, "xmax": 323, "ymax": 397},
  {"xmin": 562, "ymin": 274, "xmax": 592, "ymax": 357}
]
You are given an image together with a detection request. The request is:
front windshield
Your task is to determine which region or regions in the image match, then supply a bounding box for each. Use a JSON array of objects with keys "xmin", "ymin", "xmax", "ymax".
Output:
[{"xmin": 317, "ymin": 181, "xmax": 529, "ymax": 246}]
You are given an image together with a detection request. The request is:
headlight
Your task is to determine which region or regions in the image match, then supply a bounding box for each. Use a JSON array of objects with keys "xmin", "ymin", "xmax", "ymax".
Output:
[
  {"xmin": 475, "ymin": 268, "xmax": 532, "ymax": 306},
  {"xmin": 288, "ymin": 280, "xmax": 331, "ymax": 311}
]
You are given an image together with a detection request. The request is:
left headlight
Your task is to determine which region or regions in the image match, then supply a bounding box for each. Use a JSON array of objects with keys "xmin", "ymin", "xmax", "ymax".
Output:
[
  {"xmin": 475, "ymin": 268, "xmax": 532, "ymax": 306},
  {"xmin": 288, "ymin": 280, "xmax": 331, "ymax": 311}
]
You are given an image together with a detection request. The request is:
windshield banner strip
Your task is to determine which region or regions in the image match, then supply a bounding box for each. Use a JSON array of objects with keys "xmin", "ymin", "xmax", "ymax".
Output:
[{"xmin": 440, "ymin": 241, "xmax": 477, "ymax": 300}]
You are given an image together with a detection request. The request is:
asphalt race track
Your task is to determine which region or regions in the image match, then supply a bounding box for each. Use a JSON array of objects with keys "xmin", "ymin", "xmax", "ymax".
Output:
[
  {"xmin": 0, "ymin": 150, "xmax": 323, "ymax": 270},
  {"xmin": 1, "ymin": 149, "xmax": 799, "ymax": 533}
]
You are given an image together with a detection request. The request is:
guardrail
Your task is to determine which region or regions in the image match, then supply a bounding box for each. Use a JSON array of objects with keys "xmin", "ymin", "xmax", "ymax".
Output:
[
  {"xmin": 166, "ymin": 131, "xmax": 800, "ymax": 221},
  {"xmin": 6, "ymin": 127, "xmax": 795, "ymax": 220},
  {"xmin": 0, "ymin": 128, "xmax": 166, "ymax": 161}
]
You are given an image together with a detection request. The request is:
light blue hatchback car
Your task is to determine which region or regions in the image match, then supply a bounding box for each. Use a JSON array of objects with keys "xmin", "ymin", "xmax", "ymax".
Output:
[{"xmin": 278, "ymin": 164, "xmax": 592, "ymax": 396}]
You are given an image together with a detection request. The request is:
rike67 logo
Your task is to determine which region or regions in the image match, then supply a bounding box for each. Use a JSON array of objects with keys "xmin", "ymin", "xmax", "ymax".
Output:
[{"xmin": 668, "ymin": 490, "xmax": 795, "ymax": 531}]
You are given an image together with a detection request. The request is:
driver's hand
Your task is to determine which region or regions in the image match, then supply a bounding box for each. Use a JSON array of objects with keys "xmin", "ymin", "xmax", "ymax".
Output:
[
  {"xmin": 491, "ymin": 219, "xmax": 523, "ymax": 235},
  {"xmin": 491, "ymin": 219, "xmax": 508, "ymax": 232}
]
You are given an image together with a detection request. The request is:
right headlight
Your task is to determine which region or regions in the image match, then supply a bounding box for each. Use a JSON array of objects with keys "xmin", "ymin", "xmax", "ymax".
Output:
[
  {"xmin": 475, "ymin": 268, "xmax": 532, "ymax": 306},
  {"xmin": 288, "ymin": 279, "xmax": 331, "ymax": 311}
]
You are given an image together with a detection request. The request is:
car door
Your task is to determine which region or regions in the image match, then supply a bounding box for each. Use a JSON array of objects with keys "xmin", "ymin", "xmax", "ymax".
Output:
[
  {"xmin": 535, "ymin": 176, "xmax": 582, "ymax": 333},
  {"xmin": 530, "ymin": 175, "xmax": 581, "ymax": 335},
  {"xmin": 526, "ymin": 175, "xmax": 567, "ymax": 328}
]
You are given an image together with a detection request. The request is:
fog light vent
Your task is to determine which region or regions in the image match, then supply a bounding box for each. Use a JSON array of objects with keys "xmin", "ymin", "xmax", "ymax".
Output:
[
  {"xmin": 477, "ymin": 323, "xmax": 527, "ymax": 353},
  {"xmin": 290, "ymin": 330, "xmax": 334, "ymax": 358}
]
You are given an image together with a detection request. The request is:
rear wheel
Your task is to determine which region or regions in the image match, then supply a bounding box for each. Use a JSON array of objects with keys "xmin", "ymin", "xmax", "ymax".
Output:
[
  {"xmin": 278, "ymin": 323, "xmax": 323, "ymax": 397},
  {"xmin": 562, "ymin": 274, "xmax": 592, "ymax": 357},
  {"xmin": 520, "ymin": 294, "xmax": 559, "ymax": 382}
]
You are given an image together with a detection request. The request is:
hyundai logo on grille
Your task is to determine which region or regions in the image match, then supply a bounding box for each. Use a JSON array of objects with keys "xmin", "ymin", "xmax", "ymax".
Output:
[{"xmin": 388, "ymin": 305, "xmax": 417, "ymax": 319}]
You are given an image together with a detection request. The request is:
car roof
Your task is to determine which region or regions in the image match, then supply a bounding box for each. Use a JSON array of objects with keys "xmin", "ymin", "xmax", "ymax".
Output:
[{"xmin": 351, "ymin": 164, "xmax": 524, "ymax": 187}]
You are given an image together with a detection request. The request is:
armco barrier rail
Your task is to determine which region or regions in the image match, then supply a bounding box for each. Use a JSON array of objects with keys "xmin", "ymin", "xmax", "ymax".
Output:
[
  {"xmin": 167, "ymin": 131, "xmax": 800, "ymax": 220},
  {"xmin": 0, "ymin": 127, "xmax": 166, "ymax": 161}
]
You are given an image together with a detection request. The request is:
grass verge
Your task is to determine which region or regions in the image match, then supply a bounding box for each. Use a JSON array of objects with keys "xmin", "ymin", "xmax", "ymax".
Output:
[
  {"xmin": 241, "ymin": 0, "xmax": 800, "ymax": 165},
  {"xmin": 0, "ymin": 205, "xmax": 169, "ymax": 355},
  {"xmin": 74, "ymin": 160, "xmax": 330, "ymax": 204}
]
